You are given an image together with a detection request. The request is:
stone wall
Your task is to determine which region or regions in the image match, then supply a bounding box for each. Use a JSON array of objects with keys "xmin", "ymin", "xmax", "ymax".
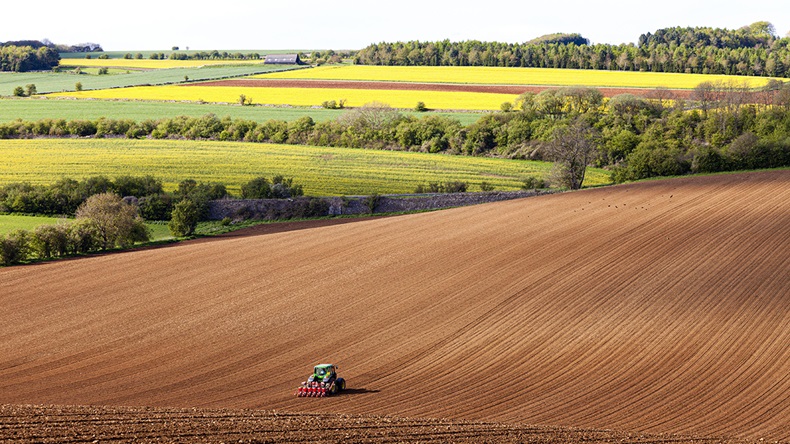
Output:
[{"xmin": 207, "ymin": 190, "xmax": 552, "ymax": 221}]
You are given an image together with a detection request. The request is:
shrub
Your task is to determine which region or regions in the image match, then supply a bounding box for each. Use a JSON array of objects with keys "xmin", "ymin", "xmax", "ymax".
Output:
[
  {"xmin": 66, "ymin": 219, "xmax": 100, "ymax": 254},
  {"xmin": 241, "ymin": 176, "xmax": 304, "ymax": 199},
  {"xmin": 138, "ymin": 193, "xmax": 173, "ymax": 221},
  {"xmin": 169, "ymin": 199, "xmax": 199, "ymax": 237},
  {"xmin": 304, "ymin": 198, "xmax": 329, "ymax": 217},
  {"xmin": 690, "ymin": 146, "xmax": 726, "ymax": 173},
  {"xmin": 31, "ymin": 223, "xmax": 69, "ymax": 259},
  {"xmin": 365, "ymin": 193, "xmax": 381, "ymax": 213},
  {"xmin": 114, "ymin": 175, "xmax": 164, "ymax": 198},
  {"xmin": 415, "ymin": 101, "xmax": 427, "ymax": 112},
  {"xmin": 443, "ymin": 181, "xmax": 467, "ymax": 193},
  {"xmin": 66, "ymin": 119, "xmax": 97, "ymax": 136},
  {"xmin": 174, "ymin": 179, "xmax": 227, "ymax": 220},
  {"xmin": 12, "ymin": 86, "xmax": 24, "ymax": 97},
  {"xmin": 238, "ymin": 94, "xmax": 253, "ymax": 106},
  {"xmin": 75, "ymin": 82, "xmax": 83, "ymax": 91},
  {"xmin": 241, "ymin": 177, "xmax": 271, "ymax": 199},
  {"xmin": 271, "ymin": 175, "xmax": 303, "ymax": 198},
  {"xmin": 0, "ymin": 229, "xmax": 31, "ymax": 265},
  {"xmin": 414, "ymin": 181, "xmax": 467, "ymax": 193},
  {"xmin": 415, "ymin": 182, "xmax": 441, "ymax": 193},
  {"xmin": 521, "ymin": 176, "xmax": 546, "ymax": 189},
  {"xmin": 479, "ymin": 181, "xmax": 495, "ymax": 192}
]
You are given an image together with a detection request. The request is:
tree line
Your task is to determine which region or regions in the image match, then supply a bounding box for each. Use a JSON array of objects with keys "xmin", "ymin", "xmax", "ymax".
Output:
[
  {"xmin": 0, "ymin": 193, "xmax": 149, "ymax": 265},
  {"xmin": 165, "ymin": 51, "xmax": 262, "ymax": 60},
  {"xmin": 0, "ymin": 45, "xmax": 60, "ymax": 72},
  {"xmin": 354, "ymin": 23, "xmax": 790, "ymax": 77},
  {"xmin": 0, "ymin": 173, "xmax": 316, "ymax": 265},
  {"xmin": 0, "ymin": 174, "xmax": 306, "ymax": 221}
]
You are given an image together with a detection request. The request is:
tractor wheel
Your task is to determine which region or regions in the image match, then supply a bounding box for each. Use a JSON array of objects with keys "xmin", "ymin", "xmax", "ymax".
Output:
[{"xmin": 338, "ymin": 378, "xmax": 346, "ymax": 391}]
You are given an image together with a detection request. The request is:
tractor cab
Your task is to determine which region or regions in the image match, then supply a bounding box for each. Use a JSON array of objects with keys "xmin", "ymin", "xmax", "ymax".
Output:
[{"xmin": 309, "ymin": 364, "xmax": 337, "ymax": 383}]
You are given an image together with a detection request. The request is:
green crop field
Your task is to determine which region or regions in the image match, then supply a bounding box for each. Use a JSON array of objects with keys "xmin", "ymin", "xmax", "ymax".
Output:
[
  {"xmin": 0, "ymin": 139, "xmax": 612, "ymax": 196},
  {"xmin": 0, "ymin": 65, "xmax": 301, "ymax": 95},
  {"xmin": 0, "ymin": 98, "xmax": 486, "ymax": 125}
]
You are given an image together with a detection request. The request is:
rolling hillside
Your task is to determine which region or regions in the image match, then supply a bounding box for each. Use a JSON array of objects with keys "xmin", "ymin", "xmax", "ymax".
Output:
[{"xmin": 0, "ymin": 170, "xmax": 788, "ymax": 441}]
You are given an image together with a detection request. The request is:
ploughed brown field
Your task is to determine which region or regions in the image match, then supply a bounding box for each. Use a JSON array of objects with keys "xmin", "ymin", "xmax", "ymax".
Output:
[
  {"xmin": 1, "ymin": 170, "xmax": 788, "ymax": 443},
  {"xmin": 189, "ymin": 78, "xmax": 697, "ymax": 99}
]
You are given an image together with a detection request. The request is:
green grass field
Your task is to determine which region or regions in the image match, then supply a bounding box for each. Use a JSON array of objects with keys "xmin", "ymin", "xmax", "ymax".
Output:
[
  {"xmin": 0, "ymin": 98, "xmax": 486, "ymax": 125},
  {"xmin": 59, "ymin": 50, "xmax": 313, "ymax": 60},
  {"xmin": 0, "ymin": 138, "xmax": 612, "ymax": 196},
  {"xmin": 0, "ymin": 214, "xmax": 61, "ymax": 233},
  {"xmin": 0, "ymin": 214, "xmax": 174, "ymax": 240},
  {"xmin": 0, "ymin": 65, "xmax": 301, "ymax": 95}
]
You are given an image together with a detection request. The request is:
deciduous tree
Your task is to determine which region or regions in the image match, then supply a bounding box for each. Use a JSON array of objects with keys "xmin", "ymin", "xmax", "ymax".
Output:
[
  {"xmin": 169, "ymin": 199, "xmax": 199, "ymax": 237},
  {"xmin": 545, "ymin": 119, "xmax": 599, "ymax": 190},
  {"xmin": 75, "ymin": 193, "xmax": 149, "ymax": 249}
]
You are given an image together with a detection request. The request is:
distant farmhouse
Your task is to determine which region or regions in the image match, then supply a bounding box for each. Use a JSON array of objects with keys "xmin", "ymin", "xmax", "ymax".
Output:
[{"xmin": 264, "ymin": 53, "xmax": 302, "ymax": 65}]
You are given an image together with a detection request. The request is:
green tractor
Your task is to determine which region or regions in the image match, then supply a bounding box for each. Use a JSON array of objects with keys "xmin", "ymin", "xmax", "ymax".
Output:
[{"xmin": 296, "ymin": 364, "xmax": 346, "ymax": 397}]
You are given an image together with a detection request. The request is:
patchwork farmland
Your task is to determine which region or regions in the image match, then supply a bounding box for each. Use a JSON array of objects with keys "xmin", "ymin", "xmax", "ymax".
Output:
[
  {"xmin": 2, "ymin": 22, "xmax": 790, "ymax": 442},
  {"xmin": 44, "ymin": 63, "xmax": 779, "ymax": 110},
  {"xmin": 254, "ymin": 65, "xmax": 776, "ymax": 89},
  {"xmin": 1, "ymin": 171, "xmax": 788, "ymax": 442}
]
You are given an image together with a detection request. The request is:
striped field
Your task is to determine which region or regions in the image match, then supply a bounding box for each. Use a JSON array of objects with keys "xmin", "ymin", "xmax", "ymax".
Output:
[
  {"xmin": 0, "ymin": 139, "xmax": 612, "ymax": 195},
  {"xmin": 1, "ymin": 65, "xmax": 301, "ymax": 95}
]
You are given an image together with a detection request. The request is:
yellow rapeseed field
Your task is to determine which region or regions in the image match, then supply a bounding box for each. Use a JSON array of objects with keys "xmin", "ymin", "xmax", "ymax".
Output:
[
  {"xmin": 48, "ymin": 85, "xmax": 514, "ymax": 110},
  {"xmin": 254, "ymin": 65, "xmax": 774, "ymax": 89},
  {"xmin": 60, "ymin": 59, "xmax": 266, "ymax": 69}
]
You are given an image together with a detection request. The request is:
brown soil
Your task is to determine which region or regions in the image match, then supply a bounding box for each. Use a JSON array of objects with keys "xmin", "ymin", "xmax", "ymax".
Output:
[
  {"xmin": 1, "ymin": 171, "xmax": 788, "ymax": 442},
  {"xmin": 189, "ymin": 78, "xmax": 695, "ymax": 99},
  {"xmin": 0, "ymin": 404, "xmax": 752, "ymax": 443}
]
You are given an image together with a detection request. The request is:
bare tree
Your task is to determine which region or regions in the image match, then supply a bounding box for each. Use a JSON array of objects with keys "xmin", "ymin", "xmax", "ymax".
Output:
[
  {"xmin": 545, "ymin": 119, "xmax": 599, "ymax": 190},
  {"xmin": 691, "ymin": 81, "xmax": 720, "ymax": 118},
  {"xmin": 761, "ymin": 79, "xmax": 786, "ymax": 110},
  {"xmin": 645, "ymin": 86, "xmax": 675, "ymax": 110},
  {"xmin": 774, "ymin": 86, "xmax": 790, "ymax": 111},
  {"xmin": 342, "ymin": 101, "xmax": 402, "ymax": 131}
]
